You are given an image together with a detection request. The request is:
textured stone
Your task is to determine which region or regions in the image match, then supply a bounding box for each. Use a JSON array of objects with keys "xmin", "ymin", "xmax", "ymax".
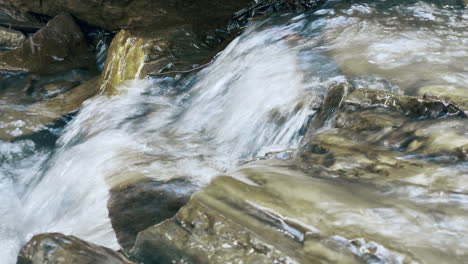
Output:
[
  {"xmin": 0, "ymin": 76, "xmax": 100, "ymax": 141},
  {"xmin": 0, "ymin": 13, "xmax": 95, "ymax": 74},
  {"xmin": 108, "ymin": 177, "xmax": 197, "ymax": 250},
  {"xmin": 0, "ymin": 26, "xmax": 25, "ymax": 49},
  {"xmin": 17, "ymin": 233, "xmax": 132, "ymax": 264}
]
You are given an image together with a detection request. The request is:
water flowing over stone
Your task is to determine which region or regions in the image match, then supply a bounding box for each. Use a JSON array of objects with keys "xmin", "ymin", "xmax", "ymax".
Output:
[{"xmin": 0, "ymin": 1, "xmax": 467, "ymax": 263}]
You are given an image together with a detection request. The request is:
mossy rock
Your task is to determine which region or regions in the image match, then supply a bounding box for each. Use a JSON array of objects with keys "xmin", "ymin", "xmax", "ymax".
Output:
[
  {"xmin": 342, "ymin": 88, "xmax": 466, "ymax": 118},
  {"xmin": 99, "ymin": 27, "xmax": 231, "ymax": 95}
]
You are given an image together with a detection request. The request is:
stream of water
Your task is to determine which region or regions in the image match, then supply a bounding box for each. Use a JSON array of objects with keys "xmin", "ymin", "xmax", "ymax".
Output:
[{"xmin": 0, "ymin": 0, "xmax": 467, "ymax": 263}]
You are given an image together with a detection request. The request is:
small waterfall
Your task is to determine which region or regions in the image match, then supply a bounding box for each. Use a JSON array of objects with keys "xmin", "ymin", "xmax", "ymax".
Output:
[
  {"xmin": 0, "ymin": 17, "xmax": 323, "ymax": 263},
  {"xmin": 1, "ymin": 1, "xmax": 467, "ymax": 263}
]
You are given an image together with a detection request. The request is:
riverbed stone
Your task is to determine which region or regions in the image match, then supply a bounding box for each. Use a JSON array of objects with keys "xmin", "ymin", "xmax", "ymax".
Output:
[
  {"xmin": 108, "ymin": 177, "xmax": 197, "ymax": 250},
  {"xmin": 341, "ymin": 88, "xmax": 466, "ymax": 118},
  {"xmin": 130, "ymin": 167, "xmax": 365, "ymax": 264},
  {"xmin": 417, "ymin": 85, "xmax": 468, "ymax": 112},
  {"xmin": 130, "ymin": 159, "xmax": 467, "ymax": 264},
  {"xmin": 0, "ymin": 26, "xmax": 25, "ymax": 49},
  {"xmin": 17, "ymin": 233, "xmax": 132, "ymax": 264},
  {"xmin": 0, "ymin": 13, "xmax": 95, "ymax": 74},
  {"xmin": 0, "ymin": 76, "xmax": 100, "ymax": 141},
  {"xmin": 298, "ymin": 87, "xmax": 468, "ymax": 188}
]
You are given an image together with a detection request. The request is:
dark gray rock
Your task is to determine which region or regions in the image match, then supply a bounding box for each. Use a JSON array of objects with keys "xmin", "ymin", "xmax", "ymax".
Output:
[
  {"xmin": 3, "ymin": 0, "xmax": 323, "ymax": 32},
  {"xmin": 108, "ymin": 177, "xmax": 197, "ymax": 250}
]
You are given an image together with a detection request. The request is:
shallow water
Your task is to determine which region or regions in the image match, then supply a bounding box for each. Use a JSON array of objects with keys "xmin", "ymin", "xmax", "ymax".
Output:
[{"xmin": 0, "ymin": 0, "xmax": 467, "ymax": 263}]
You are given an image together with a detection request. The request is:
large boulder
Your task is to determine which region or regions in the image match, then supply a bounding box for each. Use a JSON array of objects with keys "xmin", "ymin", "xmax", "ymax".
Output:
[
  {"xmin": 17, "ymin": 233, "xmax": 132, "ymax": 264},
  {"xmin": 0, "ymin": 13, "xmax": 95, "ymax": 74},
  {"xmin": 108, "ymin": 177, "xmax": 197, "ymax": 250},
  {"xmin": 128, "ymin": 89, "xmax": 468, "ymax": 264},
  {"xmin": 130, "ymin": 159, "xmax": 468, "ymax": 264},
  {"xmin": 2, "ymin": 0, "xmax": 322, "ymax": 32},
  {"xmin": 96, "ymin": 0, "xmax": 326, "ymax": 94},
  {"xmin": 130, "ymin": 167, "xmax": 363, "ymax": 264}
]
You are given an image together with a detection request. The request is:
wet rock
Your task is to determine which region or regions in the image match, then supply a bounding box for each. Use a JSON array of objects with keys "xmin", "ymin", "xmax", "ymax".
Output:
[
  {"xmin": 108, "ymin": 177, "xmax": 197, "ymax": 250},
  {"xmin": 417, "ymin": 85, "xmax": 468, "ymax": 112},
  {"xmin": 2, "ymin": 0, "xmax": 323, "ymax": 32},
  {"xmin": 131, "ymin": 161, "xmax": 451, "ymax": 264},
  {"xmin": 298, "ymin": 88, "xmax": 468, "ymax": 188},
  {"xmin": 3, "ymin": 0, "xmax": 253, "ymax": 31},
  {"xmin": 0, "ymin": 13, "xmax": 95, "ymax": 74},
  {"xmin": 98, "ymin": 1, "xmax": 325, "ymax": 94},
  {"xmin": 40, "ymin": 81, "xmax": 81, "ymax": 97},
  {"xmin": 0, "ymin": 76, "xmax": 100, "ymax": 141},
  {"xmin": 342, "ymin": 88, "xmax": 466, "ymax": 119},
  {"xmin": 309, "ymin": 81, "xmax": 355, "ymax": 130},
  {"xmin": 17, "ymin": 233, "xmax": 132, "ymax": 264},
  {"xmin": 0, "ymin": 4, "xmax": 44, "ymax": 33},
  {"xmin": 130, "ymin": 174, "xmax": 360, "ymax": 264},
  {"xmin": 99, "ymin": 27, "xmax": 230, "ymax": 94},
  {"xmin": 0, "ymin": 26, "xmax": 25, "ymax": 49}
]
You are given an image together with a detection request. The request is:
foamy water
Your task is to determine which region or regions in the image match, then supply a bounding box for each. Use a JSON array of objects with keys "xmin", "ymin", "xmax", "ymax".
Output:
[{"xmin": 0, "ymin": 1, "xmax": 467, "ymax": 263}]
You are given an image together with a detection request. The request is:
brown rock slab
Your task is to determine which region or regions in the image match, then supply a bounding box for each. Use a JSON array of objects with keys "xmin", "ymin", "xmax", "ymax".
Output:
[
  {"xmin": 17, "ymin": 233, "xmax": 132, "ymax": 264},
  {"xmin": 0, "ymin": 13, "xmax": 95, "ymax": 74}
]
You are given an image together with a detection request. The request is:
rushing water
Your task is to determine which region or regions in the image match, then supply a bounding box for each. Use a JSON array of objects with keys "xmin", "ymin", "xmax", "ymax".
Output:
[{"xmin": 1, "ymin": 0, "xmax": 467, "ymax": 263}]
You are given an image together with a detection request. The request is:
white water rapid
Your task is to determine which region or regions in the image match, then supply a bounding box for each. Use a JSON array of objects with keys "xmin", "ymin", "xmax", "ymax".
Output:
[{"xmin": 1, "ymin": 0, "xmax": 467, "ymax": 263}]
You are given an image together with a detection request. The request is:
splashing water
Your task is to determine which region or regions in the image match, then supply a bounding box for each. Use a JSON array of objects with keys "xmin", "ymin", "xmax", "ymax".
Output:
[{"xmin": 0, "ymin": 0, "xmax": 467, "ymax": 263}]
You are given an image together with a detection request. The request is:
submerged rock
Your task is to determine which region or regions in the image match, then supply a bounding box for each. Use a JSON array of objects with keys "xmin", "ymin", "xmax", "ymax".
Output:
[
  {"xmin": 0, "ymin": 76, "xmax": 100, "ymax": 141},
  {"xmin": 108, "ymin": 177, "xmax": 197, "ymax": 250},
  {"xmin": 309, "ymin": 81, "xmax": 355, "ymax": 130},
  {"xmin": 342, "ymin": 88, "xmax": 466, "ymax": 119},
  {"xmin": 17, "ymin": 233, "xmax": 132, "ymax": 264},
  {"xmin": 417, "ymin": 85, "xmax": 468, "ymax": 112},
  {"xmin": 0, "ymin": 13, "xmax": 95, "ymax": 74}
]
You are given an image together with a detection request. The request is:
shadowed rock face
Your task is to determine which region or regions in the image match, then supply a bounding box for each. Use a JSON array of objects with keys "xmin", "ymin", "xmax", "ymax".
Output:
[
  {"xmin": 0, "ymin": 13, "xmax": 95, "ymax": 74},
  {"xmin": 2, "ymin": 0, "xmax": 322, "ymax": 31},
  {"xmin": 17, "ymin": 233, "xmax": 132, "ymax": 264},
  {"xmin": 108, "ymin": 177, "xmax": 197, "ymax": 250}
]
